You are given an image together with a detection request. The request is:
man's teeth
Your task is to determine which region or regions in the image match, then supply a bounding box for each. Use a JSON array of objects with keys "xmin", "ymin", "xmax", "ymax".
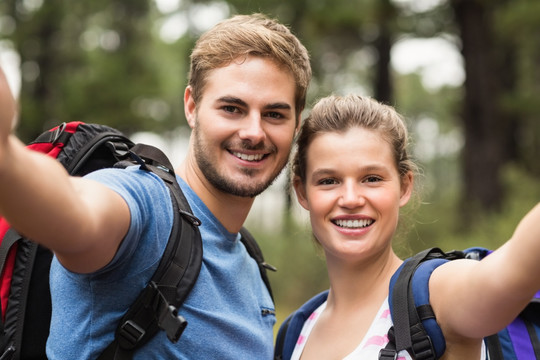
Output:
[
  {"xmin": 233, "ymin": 152, "xmax": 264, "ymax": 161},
  {"xmin": 334, "ymin": 219, "xmax": 373, "ymax": 229}
]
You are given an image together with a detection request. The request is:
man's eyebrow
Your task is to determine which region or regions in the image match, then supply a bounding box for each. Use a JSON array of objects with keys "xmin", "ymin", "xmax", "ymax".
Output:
[
  {"xmin": 266, "ymin": 102, "xmax": 292, "ymax": 111},
  {"xmin": 217, "ymin": 96, "xmax": 247, "ymax": 107},
  {"xmin": 216, "ymin": 96, "xmax": 292, "ymax": 111}
]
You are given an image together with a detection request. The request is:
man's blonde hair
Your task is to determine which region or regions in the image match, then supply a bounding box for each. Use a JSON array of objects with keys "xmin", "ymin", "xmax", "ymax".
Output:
[{"xmin": 188, "ymin": 13, "xmax": 311, "ymax": 118}]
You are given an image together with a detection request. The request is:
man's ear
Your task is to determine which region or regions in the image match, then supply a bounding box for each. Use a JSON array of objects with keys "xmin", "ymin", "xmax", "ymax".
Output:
[
  {"xmin": 293, "ymin": 176, "xmax": 309, "ymax": 210},
  {"xmin": 184, "ymin": 86, "xmax": 196, "ymax": 129},
  {"xmin": 399, "ymin": 171, "xmax": 414, "ymax": 208}
]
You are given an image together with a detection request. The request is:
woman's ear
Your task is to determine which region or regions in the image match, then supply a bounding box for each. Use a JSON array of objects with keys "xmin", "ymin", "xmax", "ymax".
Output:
[
  {"xmin": 184, "ymin": 86, "xmax": 196, "ymax": 129},
  {"xmin": 399, "ymin": 171, "xmax": 414, "ymax": 208},
  {"xmin": 293, "ymin": 176, "xmax": 309, "ymax": 210}
]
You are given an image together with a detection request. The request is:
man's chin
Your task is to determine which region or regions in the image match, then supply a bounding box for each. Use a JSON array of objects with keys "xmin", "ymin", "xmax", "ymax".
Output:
[
  {"xmin": 200, "ymin": 161, "xmax": 282, "ymax": 198},
  {"xmin": 218, "ymin": 182, "xmax": 270, "ymax": 198},
  {"xmin": 212, "ymin": 175, "xmax": 275, "ymax": 198}
]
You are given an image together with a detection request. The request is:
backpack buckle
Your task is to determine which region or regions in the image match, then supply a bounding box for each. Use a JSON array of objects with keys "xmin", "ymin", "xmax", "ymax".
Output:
[
  {"xmin": 118, "ymin": 320, "xmax": 145, "ymax": 349},
  {"xmin": 158, "ymin": 305, "xmax": 187, "ymax": 343},
  {"xmin": 49, "ymin": 122, "xmax": 67, "ymax": 143},
  {"xmin": 378, "ymin": 348, "xmax": 398, "ymax": 360},
  {"xmin": 105, "ymin": 140, "xmax": 131, "ymax": 158},
  {"xmin": 410, "ymin": 323, "xmax": 437, "ymax": 360}
]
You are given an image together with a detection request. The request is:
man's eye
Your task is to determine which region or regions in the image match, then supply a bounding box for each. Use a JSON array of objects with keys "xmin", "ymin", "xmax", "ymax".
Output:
[
  {"xmin": 266, "ymin": 111, "xmax": 283, "ymax": 119},
  {"xmin": 223, "ymin": 105, "xmax": 239, "ymax": 113}
]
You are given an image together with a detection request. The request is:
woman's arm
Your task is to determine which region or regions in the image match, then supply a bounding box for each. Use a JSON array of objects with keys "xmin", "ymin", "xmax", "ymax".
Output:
[{"xmin": 430, "ymin": 203, "xmax": 540, "ymax": 339}]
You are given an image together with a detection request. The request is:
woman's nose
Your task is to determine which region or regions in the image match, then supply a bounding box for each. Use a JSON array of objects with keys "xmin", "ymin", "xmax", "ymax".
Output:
[{"xmin": 337, "ymin": 182, "xmax": 365, "ymax": 208}]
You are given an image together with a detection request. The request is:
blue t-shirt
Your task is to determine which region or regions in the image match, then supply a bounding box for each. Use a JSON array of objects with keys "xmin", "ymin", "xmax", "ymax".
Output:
[{"xmin": 47, "ymin": 166, "xmax": 275, "ymax": 359}]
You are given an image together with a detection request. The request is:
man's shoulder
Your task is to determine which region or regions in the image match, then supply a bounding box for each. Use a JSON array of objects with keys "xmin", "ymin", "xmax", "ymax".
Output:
[{"xmin": 86, "ymin": 165, "xmax": 169, "ymax": 195}]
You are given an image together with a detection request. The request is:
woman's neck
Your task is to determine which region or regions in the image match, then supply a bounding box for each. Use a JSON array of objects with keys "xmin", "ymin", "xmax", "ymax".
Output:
[{"xmin": 325, "ymin": 248, "xmax": 402, "ymax": 311}]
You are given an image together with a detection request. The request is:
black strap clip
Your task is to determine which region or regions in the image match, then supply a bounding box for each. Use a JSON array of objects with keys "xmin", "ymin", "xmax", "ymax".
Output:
[
  {"xmin": 118, "ymin": 320, "xmax": 146, "ymax": 348},
  {"xmin": 158, "ymin": 304, "xmax": 187, "ymax": 343},
  {"xmin": 49, "ymin": 122, "xmax": 67, "ymax": 143},
  {"xmin": 146, "ymin": 281, "xmax": 187, "ymax": 343},
  {"xmin": 378, "ymin": 348, "xmax": 398, "ymax": 360},
  {"xmin": 127, "ymin": 150, "xmax": 149, "ymax": 171}
]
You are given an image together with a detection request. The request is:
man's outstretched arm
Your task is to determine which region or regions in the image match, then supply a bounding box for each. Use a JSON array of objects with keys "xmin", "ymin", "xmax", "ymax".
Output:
[{"xmin": 0, "ymin": 66, "xmax": 130, "ymax": 273}]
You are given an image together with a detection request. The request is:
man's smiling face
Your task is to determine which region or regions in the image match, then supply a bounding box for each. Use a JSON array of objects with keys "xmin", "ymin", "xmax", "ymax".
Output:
[{"xmin": 185, "ymin": 55, "xmax": 298, "ymax": 197}]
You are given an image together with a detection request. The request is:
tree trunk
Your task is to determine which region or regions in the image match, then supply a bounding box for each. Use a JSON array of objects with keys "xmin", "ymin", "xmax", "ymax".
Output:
[
  {"xmin": 451, "ymin": 0, "xmax": 506, "ymax": 222},
  {"xmin": 373, "ymin": 0, "xmax": 395, "ymax": 104},
  {"xmin": 9, "ymin": 0, "xmax": 66, "ymax": 142}
]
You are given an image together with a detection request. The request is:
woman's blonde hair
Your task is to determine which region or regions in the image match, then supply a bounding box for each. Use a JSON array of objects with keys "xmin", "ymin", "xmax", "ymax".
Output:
[{"xmin": 293, "ymin": 94, "xmax": 418, "ymax": 184}]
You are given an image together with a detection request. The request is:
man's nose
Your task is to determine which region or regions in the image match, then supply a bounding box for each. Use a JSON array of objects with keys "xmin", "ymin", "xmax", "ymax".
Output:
[{"xmin": 238, "ymin": 113, "xmax": 266, "ymax": 144}]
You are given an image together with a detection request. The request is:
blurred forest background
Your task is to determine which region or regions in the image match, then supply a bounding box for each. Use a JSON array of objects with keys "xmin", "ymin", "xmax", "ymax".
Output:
[{"xmin": 1, "ymin": 0, "xmax": 539, "ymax": 325}]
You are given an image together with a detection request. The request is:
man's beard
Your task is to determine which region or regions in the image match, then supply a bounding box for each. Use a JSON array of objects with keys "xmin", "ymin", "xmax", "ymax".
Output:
[{"xmin": 193, "ymin": 124, "xmax": 288, "ymax": 198}]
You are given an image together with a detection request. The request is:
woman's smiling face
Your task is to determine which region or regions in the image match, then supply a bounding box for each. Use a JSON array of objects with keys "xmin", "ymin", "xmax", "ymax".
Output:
[{"xmin": 294, "ymin": 126, "xmax": 413, "ymax": 263}]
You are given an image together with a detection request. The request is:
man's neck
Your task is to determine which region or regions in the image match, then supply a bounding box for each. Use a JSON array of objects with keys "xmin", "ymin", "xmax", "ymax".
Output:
[{"xmin": 176, "ymin": 160, "xmax": 255, "ymax": 233}]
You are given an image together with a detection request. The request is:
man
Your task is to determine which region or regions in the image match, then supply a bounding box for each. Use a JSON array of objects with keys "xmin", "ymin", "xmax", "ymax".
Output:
[{"xmin": 0, "ymin": 13, "xmax": 311, "ymax": 359}]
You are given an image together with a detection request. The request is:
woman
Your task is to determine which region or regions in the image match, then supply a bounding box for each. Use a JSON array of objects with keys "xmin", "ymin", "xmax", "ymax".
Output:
[{"xmin": 277, "ymin": 94, "xmax": 540, "ymax": 359}]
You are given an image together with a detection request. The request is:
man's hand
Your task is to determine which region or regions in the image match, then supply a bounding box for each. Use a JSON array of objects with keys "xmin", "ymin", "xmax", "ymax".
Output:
[{"xmin": 0, "ymin": 67, "xmax": 17, "ymax": 143}]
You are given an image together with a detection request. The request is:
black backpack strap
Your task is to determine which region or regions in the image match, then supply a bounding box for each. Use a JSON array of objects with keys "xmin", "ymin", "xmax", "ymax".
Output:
[
  {"xmin": 525, "ymin": 316, "xmax": 540, "ymax": 358},
  {"xmin": 379, "ymin": 326, "xmax": 398, "ymax": 360},
  {"xmin": 239, "ymin": 227, "xmax": 276, "ymax": 301},
  {"xmin": 1, "ymin": 232, "xmax": 49, "ymax": 360},
  {"xmin": 484, "ymin": 334, "xmax": 503, "ymax": 360},
  {"xmin": 392, "ymin": 248, "xmax": 440, "ymax": 355},
  {"xmin": 0, "ymin": 229, "xmax": 21, "ymax": 278},
  {"xmin": 97, "ymin": 144, "xmax": 203, "ymax": 360},
  {"xmin": 0, "ymin": 229, "xmax": 23, "ymax": 354},
  {"xmin": 380, "ymin": 248, "xmax": 449, "ymax": 360}
]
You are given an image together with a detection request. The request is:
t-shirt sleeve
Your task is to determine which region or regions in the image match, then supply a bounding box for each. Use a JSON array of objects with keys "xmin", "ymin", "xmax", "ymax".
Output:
[{"xmin": 83, "ymin": 165, "xmax": 173, "ymax": 275}]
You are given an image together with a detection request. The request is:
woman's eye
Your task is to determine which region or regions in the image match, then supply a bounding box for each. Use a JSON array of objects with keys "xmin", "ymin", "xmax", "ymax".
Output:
[
  {"xmin": 318, "ymin": 178, "xmax": 337, "ymax": 185},
  {"xmin": 365, "ymin": 175, "xmax": 382, "ymax": 183}
]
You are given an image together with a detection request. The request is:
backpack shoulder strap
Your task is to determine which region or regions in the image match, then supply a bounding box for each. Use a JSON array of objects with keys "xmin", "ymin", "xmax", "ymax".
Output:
[
  {"xmin": 239, "ymin": 227, "xmax": 276, "ymax": 301},
  {"xmin": 274, "ymin": 290, "xmax": 329, "ymax": 360},
  {"xmin": 0, "ymin": 229, "xmax": 21, "ymax": 279},
  {"xmin": 0, "ymin": 229, "xmax": 27, "ymax": 356},
  {"xmin": 274, "ymin": 315, "xmax": 292, "ymax": 360},
  {"xmin": 380, "ymin": 248, "xmax": 459, "ymax": 360},
  {"xmin": 98, "ymin": 143, "xmax": 203, "ymax": 360}
]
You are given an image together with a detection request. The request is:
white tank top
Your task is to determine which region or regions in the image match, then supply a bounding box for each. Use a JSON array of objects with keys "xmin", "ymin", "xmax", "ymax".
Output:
[{"xmin": 290, "ymin": 297, "xmax": 487, "ymax": 360}]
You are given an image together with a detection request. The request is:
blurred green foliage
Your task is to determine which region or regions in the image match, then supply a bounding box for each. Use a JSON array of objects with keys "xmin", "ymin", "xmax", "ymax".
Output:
[{"xmin": 1, "ymin": 0, "xmax": 539, "ymax": 333}]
